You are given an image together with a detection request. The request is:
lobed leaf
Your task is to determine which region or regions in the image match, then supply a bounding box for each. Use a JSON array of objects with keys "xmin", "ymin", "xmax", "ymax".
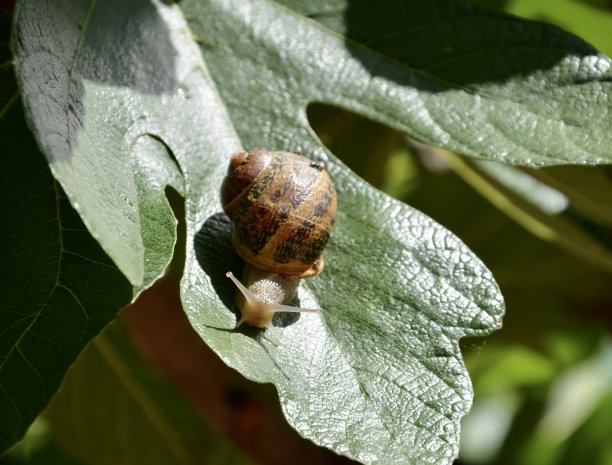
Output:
[{"xmin": 23, "ymin": 0, "xmax": 605, "ymax": 462}]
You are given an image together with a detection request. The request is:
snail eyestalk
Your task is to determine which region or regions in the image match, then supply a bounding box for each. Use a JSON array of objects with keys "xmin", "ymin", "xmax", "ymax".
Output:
[{"xmin": 226, "ymin": 271, "xmax": 320, "ymax": 328}]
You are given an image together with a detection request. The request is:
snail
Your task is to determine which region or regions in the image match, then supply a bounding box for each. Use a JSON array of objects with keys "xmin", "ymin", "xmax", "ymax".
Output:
[{"xmin": 221, "ymin": 150, "xmax": 337, "ymax": 328}]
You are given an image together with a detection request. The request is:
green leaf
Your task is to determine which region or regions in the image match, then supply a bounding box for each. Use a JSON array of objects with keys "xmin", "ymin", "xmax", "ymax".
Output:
[
  {"xmin": 2, "ymin": 2, "xmax": 184, "ymax": 447},
  {"xmin": 43, "ymin": 321, "xmax": 253, "ymax": 465},
  {"xmin": 2, "ymin": 0, "xmax": 210, "ymax": 452},
  {"xmin": 189, "ymin": 195, "xmax": 503, "ymax": 465},
  {"xmin": 0, "ymin": 103, "xmax": 132, "ymax": 451},
  {"xmin": 190, "ymin": 0, "xmax": 612, "ymax": 167},
  {"xmin": 1, "ymin": 418, "xmax": 86, "ymax": 465},
  {"xmin": 502, "ymin": 0, "xmax": 612, "ymax": 58},
  {"xmin": 12, "ymin": 0, "xmax": 185, "ymax": 288},
  {"xmin": 9, "ymin": 1, "xmax": 508, "ymax": 463},
  {"xmin": 180, "ymin": 2, "xmax": 506, "ymax": 463},
  {"xmin": 468, "ymin": 346, "xmax": 556, "ymax": 397}
]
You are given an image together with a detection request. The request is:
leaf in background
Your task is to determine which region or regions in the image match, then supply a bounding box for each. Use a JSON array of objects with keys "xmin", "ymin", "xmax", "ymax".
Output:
[
  {"xmin": 1, "ymin": 2, "xmax": 181, "ymax": 449},
  {"xmin": 44, "ymin": 320, "xmax": 253, "ymax": 465},
  {"xmin": 535, "ymin": 340, "xmax": 612, "ymax": 444},
  {"xmin": 0, "ymin": 100, "xmax": 132, "ymax": 451},
  {"xmin": 11, "ymin": 0, "xmax": 508, "ymax": 463},
  {"xmin": 468, "ymin": 346, "xmax": 557, "ymax": 397},
  {"xmin": 4, "ymin": 0, "xmax": 200, "ymax": 450},
  {"xmin": 502, "ymin": 0, "xmax": 612, "ymax": 57},
  {"xmin": 1, "ymin": 418, "xmax": 85, "ymax": 465}
]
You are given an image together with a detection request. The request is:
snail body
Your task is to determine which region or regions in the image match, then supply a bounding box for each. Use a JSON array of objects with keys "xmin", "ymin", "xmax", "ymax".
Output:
[{"xmin": 222, "ymin": 150, "xmax": 337, "ymax": 328}]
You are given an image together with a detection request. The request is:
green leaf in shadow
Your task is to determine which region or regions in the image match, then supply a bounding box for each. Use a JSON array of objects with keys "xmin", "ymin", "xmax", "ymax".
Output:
[
  {"xmin": 0, "ymin": 103, "xmax": 132, "ymax": 451},
  {"xmin": 440, "ymin": 151, "xmax": 612, "ymax": 273}
]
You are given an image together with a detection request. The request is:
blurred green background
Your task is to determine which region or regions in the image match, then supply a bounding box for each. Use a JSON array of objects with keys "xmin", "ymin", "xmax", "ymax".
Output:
[{"xmin": 3, "ymin": 0, "xmax": 612, "ymax": 464}]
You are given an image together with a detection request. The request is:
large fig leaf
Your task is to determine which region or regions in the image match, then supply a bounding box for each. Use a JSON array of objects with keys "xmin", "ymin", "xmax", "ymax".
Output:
[{"xmin": 13, "ymin": 0, "xmax": 591, "ymax": 462}]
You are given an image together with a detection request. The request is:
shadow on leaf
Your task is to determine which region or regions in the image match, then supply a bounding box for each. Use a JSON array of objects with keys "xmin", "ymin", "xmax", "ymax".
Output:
[
  {"xmin": 194, "ymin": 212, "xmax": 304, "ymax": 330},
  {"xmin": 342, "ymin": 0, "xmax": 598, "ymax": 89}
]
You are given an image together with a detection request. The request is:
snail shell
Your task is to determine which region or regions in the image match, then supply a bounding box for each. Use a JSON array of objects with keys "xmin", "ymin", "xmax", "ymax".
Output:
[{"xmin": 221, "ymin": 150, "xmax": 337, "ymax": 327}]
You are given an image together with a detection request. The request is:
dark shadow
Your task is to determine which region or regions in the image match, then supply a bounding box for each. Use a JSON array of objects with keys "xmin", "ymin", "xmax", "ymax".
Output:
[
  {"xmin": 577, "ymin": 0, "xmax": 612, "ymax": 13},
  {"xmin": 194, "ymin": 212, "xmax": 302, "ymax": 332},
  {"xmin": 338, "ymin": 0, "xmax": 598, "ymax": 89},
  {"xmin": 470, "ymin": 0, "xmax": 512, "ymax": 12},
  {"xmin": 80, "ymin": 0, "xmax": 177, "ymax": 94},
  {"xmin": 194, "ymin": 212, "xmax": 243, "ymax": 316},
  {"xmin": 14, "ymin": 0, "xmax": 178, "ymax": 162}
]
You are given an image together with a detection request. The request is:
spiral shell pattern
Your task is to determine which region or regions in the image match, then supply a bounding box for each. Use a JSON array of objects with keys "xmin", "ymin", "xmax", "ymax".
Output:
[{"xmin": 221, "ymin": 150, "xmax": 337, "ymax": 279}]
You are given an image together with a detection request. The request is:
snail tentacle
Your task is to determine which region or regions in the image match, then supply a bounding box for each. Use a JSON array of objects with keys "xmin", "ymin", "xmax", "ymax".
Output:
[{"xmin": 226, "ymin": 271, "xmax": 320, "ymax": 328}]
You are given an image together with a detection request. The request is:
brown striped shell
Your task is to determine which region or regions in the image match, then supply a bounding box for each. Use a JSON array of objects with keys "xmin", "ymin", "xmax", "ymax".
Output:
[{"xmin": 221, "ymin": 150, "xmax": 337, "ymax": 279}]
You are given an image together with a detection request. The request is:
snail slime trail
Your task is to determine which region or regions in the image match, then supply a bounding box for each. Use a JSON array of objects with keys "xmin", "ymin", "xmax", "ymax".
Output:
[{"xmin": 221, "ymin": 151, "xmax": 337, "ymax": 328}]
